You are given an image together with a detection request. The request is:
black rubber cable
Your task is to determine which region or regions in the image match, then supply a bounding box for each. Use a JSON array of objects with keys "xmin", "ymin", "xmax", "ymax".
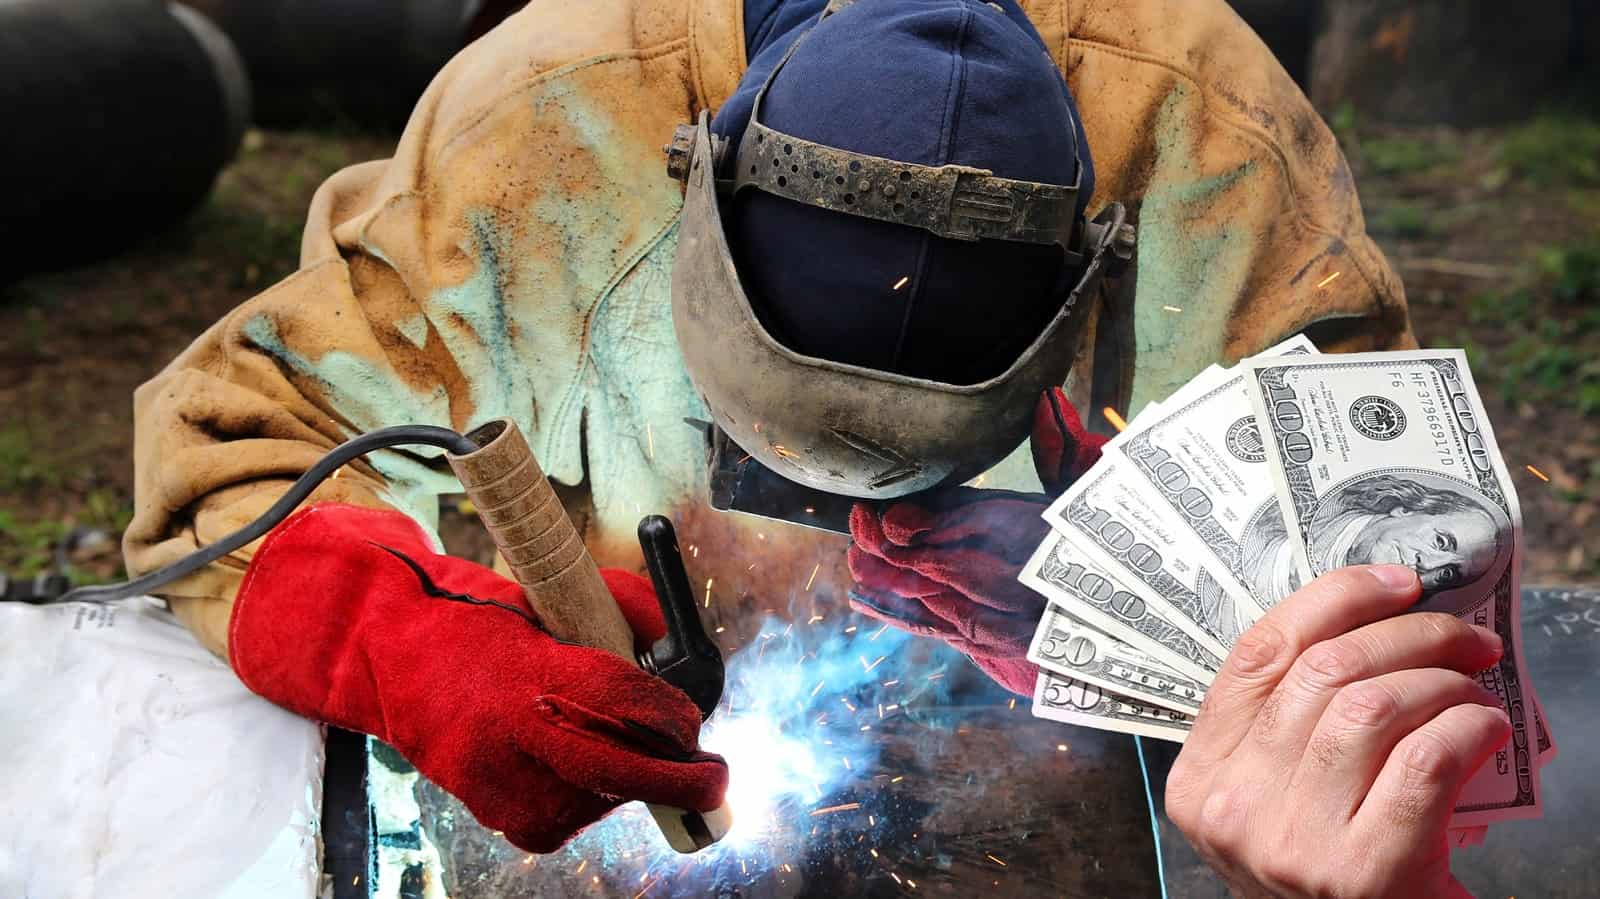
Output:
[{"xmin": 44, "ymin": 425, "xmax": 477, "ymax": 605}]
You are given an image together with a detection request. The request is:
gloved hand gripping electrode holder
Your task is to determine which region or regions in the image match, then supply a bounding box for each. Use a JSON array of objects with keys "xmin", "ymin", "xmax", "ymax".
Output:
[{"xmin": 17, "ymin": 419, "xmax": 732, "ymax": 854}]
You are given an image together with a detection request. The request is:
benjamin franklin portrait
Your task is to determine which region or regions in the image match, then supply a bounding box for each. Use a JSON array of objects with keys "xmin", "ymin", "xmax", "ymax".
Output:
[{"xmin": 1241, "ymin": 472, "xmax": 1512, "ymax": 608}]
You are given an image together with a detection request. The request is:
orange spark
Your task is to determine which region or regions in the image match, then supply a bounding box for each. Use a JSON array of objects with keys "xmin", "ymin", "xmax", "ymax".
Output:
[
  {"xmin": 892, "ymin": 276, "xmax": 910, "ymax": 291},
  {"xmin": 575, "ymin": 860, "xmax": 588, "ymax": 874},
  {"xmin": 704, "ymin": 578, "xmax": 714, "ymax": 608},
  {"xmin": 986, "ymin": 853, "xmax": 1007, "ymax": 867},
  {"xmin": 805, "ymin": 563, "xmax": 821, "ymax": 591},
  {"xmin": 891, "ymin": 775, "xmax": 904, "ymax": 783},
  {"xmin": 1526, "ymin": 464, "xmax": 1551, "ymax": 482},
  {"xmin": 1316, "ymin": 271, "xmax": 1342, "ymax": 288},
  {"xmin": 1103, "ymin": 407, "xmax": 1128, "ymax": 432},
  {"xmin": 810, "ymin": 802, "xmax": 862, "ymax": 816}
]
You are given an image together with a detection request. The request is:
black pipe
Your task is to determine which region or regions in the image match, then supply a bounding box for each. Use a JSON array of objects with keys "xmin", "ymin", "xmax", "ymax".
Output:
[
  {"xmin": 176, "ymin": 0, "xmax": 511, "ymax": 131},
  {"xmin": 0, "ymin": 0, "xmax": 250, "ymax": 276}
]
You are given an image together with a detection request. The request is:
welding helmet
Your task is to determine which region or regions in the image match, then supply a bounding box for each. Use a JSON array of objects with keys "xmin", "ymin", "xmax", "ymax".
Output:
[{"xmin": 667, "ymin": 0, "xmax": 1133, "ymax": 524}]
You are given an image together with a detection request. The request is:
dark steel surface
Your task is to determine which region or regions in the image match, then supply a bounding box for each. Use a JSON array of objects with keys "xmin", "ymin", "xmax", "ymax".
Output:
[
  {"xmin": 323, "ymin": 728, "xmax": 371, "ymax": 899},
  {"xmin": 409, "ymin": 705, "xmax": 1162, "ymax": 898}
]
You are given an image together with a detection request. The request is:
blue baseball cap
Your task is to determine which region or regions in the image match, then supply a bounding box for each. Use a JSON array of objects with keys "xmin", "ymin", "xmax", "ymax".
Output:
[{"xmin": 712, "ymin": 0, "xmax": 1095, "ymax": 385}]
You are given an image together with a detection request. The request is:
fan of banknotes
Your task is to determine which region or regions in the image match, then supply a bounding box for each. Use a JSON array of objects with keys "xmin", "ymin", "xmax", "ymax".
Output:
[{"xmin": 1020, "ymin": 336, "xmax": 1553, "ymax": 842}]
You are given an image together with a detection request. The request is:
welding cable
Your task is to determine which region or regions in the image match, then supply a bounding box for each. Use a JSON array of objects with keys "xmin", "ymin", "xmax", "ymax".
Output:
[
  {"xmin": 1135, "ymin": 735, "xmax": 1171, "ymax": 899},
  {"xmin": 38, "ymin": 425, "xmax": 479, "ymax": 606}
]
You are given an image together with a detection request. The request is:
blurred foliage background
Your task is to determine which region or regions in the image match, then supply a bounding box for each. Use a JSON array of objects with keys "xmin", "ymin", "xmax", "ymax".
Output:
[{"xmin": 0, "ymin": 0, "xmax": 1595, "ymax": 586}]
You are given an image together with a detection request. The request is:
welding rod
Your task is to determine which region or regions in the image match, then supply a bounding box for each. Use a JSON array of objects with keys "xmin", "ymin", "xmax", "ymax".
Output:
[{"xmin": 445, "ymin": 419, "xmax": 732, "ymax": 853}]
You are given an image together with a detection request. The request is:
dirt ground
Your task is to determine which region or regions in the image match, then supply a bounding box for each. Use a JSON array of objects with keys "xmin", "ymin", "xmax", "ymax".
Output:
[{"xmin": 1, "ymin": 116, "xmax": 1596, "ymax": 586}]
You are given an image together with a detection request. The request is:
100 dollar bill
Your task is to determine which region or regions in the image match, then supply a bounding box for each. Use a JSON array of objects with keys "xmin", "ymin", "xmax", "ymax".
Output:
[
  {"xmin": 1244, "ymin": 349, "xmax": 1539, "ymax": 826},
  {"xmin": 1045, "ymin": 462, "xmax": 1257, "ymax": 654},
  {"xmin": 1115, "ymin": 335, "xmax": 1318, "ymax": 610},
  {"xmin": 1021, "ymin": 533, "xmax": 1224, "ymax": 683}
]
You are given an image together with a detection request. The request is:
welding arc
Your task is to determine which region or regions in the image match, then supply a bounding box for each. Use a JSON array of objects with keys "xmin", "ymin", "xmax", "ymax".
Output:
[{"xmin": 47, "ymin": 425, "xmax": 479, "ymax": 606}]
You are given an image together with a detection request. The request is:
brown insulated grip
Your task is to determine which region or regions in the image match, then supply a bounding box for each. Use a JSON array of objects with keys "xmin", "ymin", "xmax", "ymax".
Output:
[{"xmin": 446, "ymin": 419, "xmax": 636, "ymax": 661}]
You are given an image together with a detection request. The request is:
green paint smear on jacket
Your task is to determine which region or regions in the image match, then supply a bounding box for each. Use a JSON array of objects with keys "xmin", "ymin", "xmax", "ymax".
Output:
[
  {"xmin": 1128, "ymin": 84, "xmax": 1257, "ymax": 410},
  {"xmin": 239, "ymin": 313, "xmax": 450, "ymax": 534}
]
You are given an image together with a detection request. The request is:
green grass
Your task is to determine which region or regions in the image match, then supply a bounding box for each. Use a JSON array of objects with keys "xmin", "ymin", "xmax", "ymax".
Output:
[
  {"xmin": 0, "ymin": 425, "xmax": 131, "ymax": 582},
  {"xmin": 0, "ymin": 490, "xmax": 132, "ymax": 582},
  {"xmin": 1368, "ymin": 202, "xmax": 1437, "ymax": 239},
  {"xmin": 0, "ymin": 425, "xmax": 63, "ymax": 492},
  {"xmin": 1460, "ymin": 238, "xmax": 1600, "ymax": 420},
  {"xmin": 1361, "ymin": 136, "xmax": 1463, "ymax": 176},
  {"xmin": 1499, "ymin": 115, "xmax": 1600, "ymax": 187},
  {"xmin": 1536, "ymin": 240, "xmax": 1600, "ymax": 303},
  {"xmin": 0, "ymin": 511, "xmax": 70, "ymax": 578}
]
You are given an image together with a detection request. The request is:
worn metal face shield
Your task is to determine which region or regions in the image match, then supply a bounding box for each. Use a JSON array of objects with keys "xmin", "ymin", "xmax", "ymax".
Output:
[{"xmin": 666, "ymin": 6, "xmax": 1133, "ymax": 531}]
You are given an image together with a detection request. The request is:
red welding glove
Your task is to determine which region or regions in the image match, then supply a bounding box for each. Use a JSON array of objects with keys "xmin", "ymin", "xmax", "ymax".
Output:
[
  {"xmin": 228, "ymin": 504, "xmax": 728, "ymax": 853},
  {"xmin": 847, "ymin": 388, "xmax": 1106, "ymax": 695}
]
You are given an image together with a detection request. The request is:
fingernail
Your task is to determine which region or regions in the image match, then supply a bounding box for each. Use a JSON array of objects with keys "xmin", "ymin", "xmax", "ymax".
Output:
[{"xmin": 1369, "ymin": 564, "xmax": 1417, "ymax": 592}]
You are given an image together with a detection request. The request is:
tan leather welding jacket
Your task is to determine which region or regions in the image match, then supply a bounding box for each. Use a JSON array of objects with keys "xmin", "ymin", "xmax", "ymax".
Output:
[{"xmin": 125, "ymin": 0, "xmax": 1416, "ymax": 658}]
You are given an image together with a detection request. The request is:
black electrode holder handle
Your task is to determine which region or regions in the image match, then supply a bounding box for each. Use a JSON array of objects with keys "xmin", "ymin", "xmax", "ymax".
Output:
[{"xmin": 637, "ymin": 516, "xmax": 725, "ymax": 720}]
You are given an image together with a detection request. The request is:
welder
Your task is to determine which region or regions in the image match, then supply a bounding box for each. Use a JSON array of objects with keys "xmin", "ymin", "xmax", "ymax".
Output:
[{"xmin": 122, "ymin": 0, "xmax": 1417, "ymax": 865}]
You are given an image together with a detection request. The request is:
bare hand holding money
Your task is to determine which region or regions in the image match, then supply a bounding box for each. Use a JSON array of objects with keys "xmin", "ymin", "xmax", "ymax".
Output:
[
  {"xmin": 1163, "ymin": 566, "xmax": 1509, "ymax": 899},
  {"xmin": 1020, "ymin": 343, "xmax": 1549, "ymax": 843}
]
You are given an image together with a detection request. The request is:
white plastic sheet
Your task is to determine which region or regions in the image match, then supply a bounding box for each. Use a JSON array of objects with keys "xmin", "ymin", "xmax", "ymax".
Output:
[{"xmin": 0, "ymin": 599, "xmax": 323, "ymax": 899}]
